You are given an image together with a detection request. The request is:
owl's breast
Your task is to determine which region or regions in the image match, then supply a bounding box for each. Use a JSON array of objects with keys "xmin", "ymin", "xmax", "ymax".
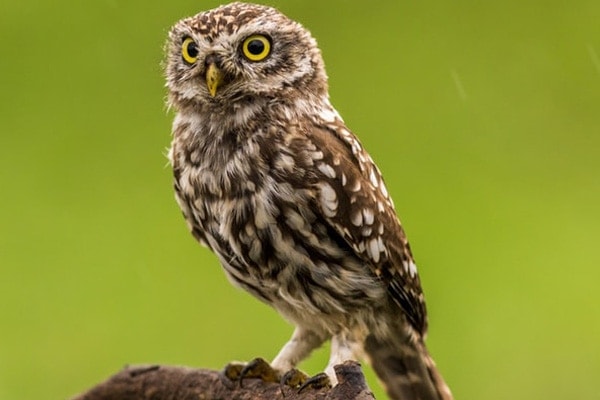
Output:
[{"xmin": 170, "ymin": 117, "xmax": 385, "ymax": 328}]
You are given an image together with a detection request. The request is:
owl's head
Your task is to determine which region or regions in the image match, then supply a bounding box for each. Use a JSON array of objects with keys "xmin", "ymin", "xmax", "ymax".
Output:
[{"xmin": 165, "ymin": 2, "xmax": 328, "ymax": 110}]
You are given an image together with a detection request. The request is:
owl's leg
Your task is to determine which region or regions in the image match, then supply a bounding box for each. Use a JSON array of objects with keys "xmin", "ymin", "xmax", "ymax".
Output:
[
  {"xmin": 324, "ymin": 332, "xmax": 361, "ymax": 384},
  {"xmin": 271, "ymin": 326, "xmax": 328, "ymax": 372},
  {"xmin": 297, "ymin": 331, "xmax": 361, "ymax": 392}
]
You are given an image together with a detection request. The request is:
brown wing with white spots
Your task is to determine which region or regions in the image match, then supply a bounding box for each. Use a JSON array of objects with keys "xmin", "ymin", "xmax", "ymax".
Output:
[{"xmin": 307, "ymin": 120, "xmax": 428, "ymax": 334}]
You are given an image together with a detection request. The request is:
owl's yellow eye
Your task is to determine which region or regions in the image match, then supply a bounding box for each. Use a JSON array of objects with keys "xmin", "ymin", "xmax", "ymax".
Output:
[
  {"xmin": 242, "ymin": 35, "xmax": 271, "ymax": 61},
  {"xmin": 181, "ymin": 37, "xmax": 199, "ymax": 64}
]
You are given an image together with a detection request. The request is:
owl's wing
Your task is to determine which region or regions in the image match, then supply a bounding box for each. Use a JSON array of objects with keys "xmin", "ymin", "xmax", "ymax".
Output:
[{"xmin": 306, "ymin": 120, "xmax": 427, "ymax": 334}]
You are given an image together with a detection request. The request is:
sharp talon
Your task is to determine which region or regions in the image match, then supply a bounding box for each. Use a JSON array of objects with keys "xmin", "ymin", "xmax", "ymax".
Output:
[
  {"xmin": 222, "ymin": 361, "xmax": 245, "ymax": 381},
  {"xmin": 298, "ymin": 372, "xmax": 332, "ymax": 393},
  {"xmin": 238, "ymin": 357, "xmax": 279, "ymax": 387},
  {"xmin": 280, "ymin": 368, "xmax": 308, "ymax": 388}
]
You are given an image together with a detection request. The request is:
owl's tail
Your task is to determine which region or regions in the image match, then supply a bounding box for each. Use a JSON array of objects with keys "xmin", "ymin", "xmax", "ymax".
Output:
[{"xmin": 364, "ymin": 332, "xmax": 453, "ymax": 400}]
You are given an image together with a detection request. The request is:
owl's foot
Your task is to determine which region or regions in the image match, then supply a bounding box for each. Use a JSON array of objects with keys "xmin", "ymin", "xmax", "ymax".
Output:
[
  {"xmin": 280, "ymin": 369, "xmax": 331, "ymax": 396},
  {"xmin": 280, "ymin": 368, "xmax": 309, "ymax": 387},
  {"xmin": 223, "ymin": 357, "xmax": 279, "ymax": 387},
  {"xmin": 298, "ymin": 372, "xmax": 332, "ymax": 393},
  {"xmin": 223, "ymin": 357, "xmax": 331, "ymax": 393}
]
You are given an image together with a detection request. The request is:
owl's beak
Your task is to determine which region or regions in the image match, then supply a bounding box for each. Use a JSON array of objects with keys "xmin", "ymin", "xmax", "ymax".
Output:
[{"xmin": 206, "ymin": 63, "xmax": 224, "ymax": 97}]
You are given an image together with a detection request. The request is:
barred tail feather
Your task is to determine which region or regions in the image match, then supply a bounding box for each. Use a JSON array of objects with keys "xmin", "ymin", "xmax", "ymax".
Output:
[{"xmin": 364, "ymin": 333, "xmax": 452, "ymax": 400}]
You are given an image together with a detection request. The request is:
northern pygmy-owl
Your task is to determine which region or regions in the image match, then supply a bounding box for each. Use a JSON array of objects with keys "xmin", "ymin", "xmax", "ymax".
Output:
[{"xmin": 165, "ymin": 3, "xmax": 452, "ymax": 399}]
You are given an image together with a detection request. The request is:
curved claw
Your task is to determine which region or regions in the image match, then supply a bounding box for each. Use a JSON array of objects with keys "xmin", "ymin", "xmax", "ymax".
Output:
[
  {"xmin": 222, "ymin": 361, "xmax": 245, "ymax": 381},
  {"xmin": 298, "ymin": 372, "xmax": 332, "ymax": 394},
  {"xmin": 238, "ymin": 357, "xmax": 279, "ymax": 387},
  {"xmin": 280, "ymin": 368, "xmax": 308, "ymax": 388}
]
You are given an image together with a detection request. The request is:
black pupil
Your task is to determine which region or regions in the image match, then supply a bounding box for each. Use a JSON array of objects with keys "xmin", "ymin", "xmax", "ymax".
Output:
[
  {"xmin": 186, "ymin": 41, "xmax": 198, "ymax": 58},
  {"xmin": 247, "ymin": 39, "xmax": 265, "ymax": 55}
]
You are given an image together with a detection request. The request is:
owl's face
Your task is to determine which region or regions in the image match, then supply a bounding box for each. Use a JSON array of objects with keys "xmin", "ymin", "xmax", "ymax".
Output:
[{"xmin": 165, "ymin": 2, "xmax": 328, "ymax": 109}]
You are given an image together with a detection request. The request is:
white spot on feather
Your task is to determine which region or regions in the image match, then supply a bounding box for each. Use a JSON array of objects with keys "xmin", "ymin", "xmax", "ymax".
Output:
[
  {"xmin": 357, "ymin": 241, "xmax": 366, "ymax": 253},
  {"xmin": 350, "ymin": 180, "xmax": 362, "ymax": 192},
  {"xmin": 351, "ymin": 211, "xmax": 363, "ymax": 226},
  {"xmin": 319, "ymin": 182, "xmax": 338, "ymax": 217},
  {"xmin": 312, "ymin": 151, "xmax": 324, "ymax": 161},
  {"xmin": 369, "ymin": 168, "xmax": 379, "ymax": 188},
  {"xmin": 380, "ymin": 180, "xmax": 389, "ymax": 198},
  {"xmin": 377, "ymin": 236, "xmax": 387, "ymax": 256},
  {"xmin": 318, "ymin": 163, "xmax": 336, "ymax": 179},
  {"xmin": 340, "ymin": 128, "xmax": 353, "ymax": 138},
  {"xmin": 362, "ymin": 208, "xmax": 374, "ymax": 225},
  {"xmin": 369, "ymin": 238, "xmax": 381, "ymax": 263},
  {"xmin": 407, "ymin": 260, "xmax": 418, "ymax": 277}
]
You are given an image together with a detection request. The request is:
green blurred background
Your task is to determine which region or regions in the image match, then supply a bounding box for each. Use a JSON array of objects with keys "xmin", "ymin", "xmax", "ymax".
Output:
[{"xmin": 1, "ymin": 0, "xmax": 599, "ymax": 399}]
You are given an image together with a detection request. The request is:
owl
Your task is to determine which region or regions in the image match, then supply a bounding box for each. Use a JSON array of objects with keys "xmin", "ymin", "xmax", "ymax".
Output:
[{"xmin": 165, "ymin": 3, "xmax": 452, "ymax": 400}]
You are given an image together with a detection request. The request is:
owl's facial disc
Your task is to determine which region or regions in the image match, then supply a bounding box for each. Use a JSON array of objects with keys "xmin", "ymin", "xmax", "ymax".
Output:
[{"xmin": 167, "ymin": 3, "xmax": 328, "ymax": 105}]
